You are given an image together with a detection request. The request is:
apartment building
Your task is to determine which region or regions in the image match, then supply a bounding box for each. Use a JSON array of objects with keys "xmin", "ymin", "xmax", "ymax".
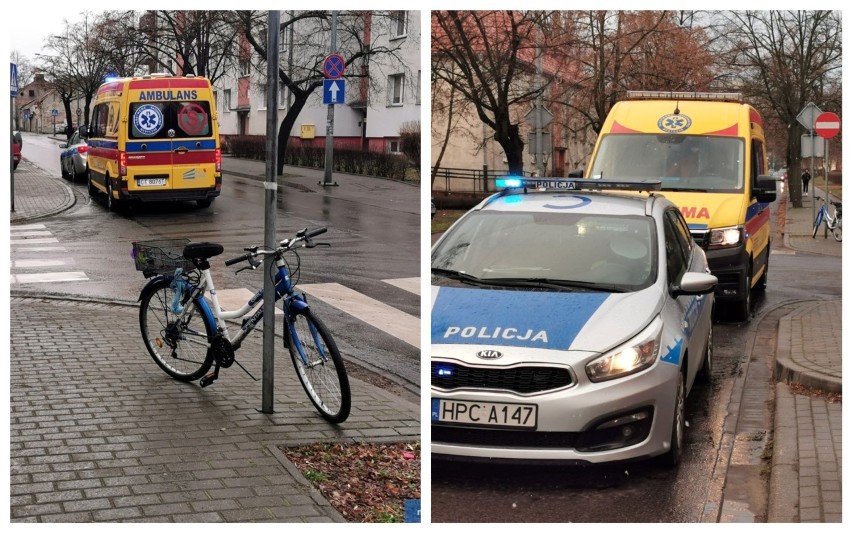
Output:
[{"xmin": 216, "ymin": 10, "xmax": 421, "ymax": 155}]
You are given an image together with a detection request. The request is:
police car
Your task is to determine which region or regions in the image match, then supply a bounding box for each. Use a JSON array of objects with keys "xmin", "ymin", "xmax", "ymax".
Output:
[{"xmin": 431, "ymin": 178, "xmax": 717, "ymax": 466}]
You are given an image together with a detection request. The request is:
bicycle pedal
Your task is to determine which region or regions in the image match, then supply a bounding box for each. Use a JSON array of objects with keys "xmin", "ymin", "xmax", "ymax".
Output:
[{"xmin": 199, "ymin": 374, "xmax": 217, "ymax": 388}]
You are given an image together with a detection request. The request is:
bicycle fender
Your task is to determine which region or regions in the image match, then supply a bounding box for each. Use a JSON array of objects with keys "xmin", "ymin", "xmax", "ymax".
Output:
[
  {"xmin": 287, "ymin": 294, "xmax": 310, "ymax": 314},
  {"xmin": 137, "ymin": 275, "xmax": 171, "ymax": 302},
  {"xmin": 193, "ymin": 296, "xmax": 217, "ymax": 332}
]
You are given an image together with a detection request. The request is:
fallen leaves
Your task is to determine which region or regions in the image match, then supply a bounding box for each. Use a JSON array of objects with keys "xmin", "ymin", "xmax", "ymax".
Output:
[{"xmin": 281, "ymin": 441, "xmax": 420, "ymax": 523}]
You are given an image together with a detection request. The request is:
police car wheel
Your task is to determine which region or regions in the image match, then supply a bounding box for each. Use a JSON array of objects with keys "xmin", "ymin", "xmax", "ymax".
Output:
[
  {"xmin": 657, "ymin": 368, "xmax": 686, "ymax": 468},
  {"xmin": 697, "ymin": 322, "xmax": 713, "ymax": 384},
  {"xmin": 60, "ymin": 161, "xmax": 70, "ymax": 180}
]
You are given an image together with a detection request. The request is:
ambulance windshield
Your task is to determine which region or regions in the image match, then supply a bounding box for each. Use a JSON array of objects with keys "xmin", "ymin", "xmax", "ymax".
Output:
[
  {"xmin": 589, "ymin": 134, "xmax": 744, "ymax": 192},
  {"xmin": 129, "ymin": 101, "xmax": 213, "ymax": 140}
]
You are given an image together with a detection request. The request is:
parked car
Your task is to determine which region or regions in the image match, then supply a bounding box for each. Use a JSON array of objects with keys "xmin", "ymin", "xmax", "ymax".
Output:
[
  {"xmin": 59, "ymin": 129, "xmax": 89, "ymax": 182},
  {"xmin": 12, "ymin": 131, "xmax": 22, "ymax": 170},
  {"xmin": 431, "ymin": 177, "xmax": 717, "ymax": 467}
]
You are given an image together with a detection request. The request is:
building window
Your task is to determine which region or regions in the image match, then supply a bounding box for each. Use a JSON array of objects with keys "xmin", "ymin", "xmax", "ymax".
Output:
[
  {"xmin": 28, "ymin": 90, "xmax": 35, "ymax": 97},
  {"xmin": 391, "ymin": 11, "xmax": 407, "ymax": 38},
  {"xmin": 239, "ymin": 58, "xmax": 250, "ymax": 77},
  {"xmin": 388, "ymin": 74, "xmax": 404, "ymax": 106},
  {"xmin": 389, "ymin": 139, "xmax": 401, "ymax": 153},
  {"xmin": 223, "ymin": 89, "xmax": 231, "ymax": 112}
]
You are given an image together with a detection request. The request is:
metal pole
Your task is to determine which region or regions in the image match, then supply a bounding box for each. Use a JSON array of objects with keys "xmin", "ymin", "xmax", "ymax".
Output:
[
  {"xmin": 534, "ymin": 31, "xmax": 544, "ymax": 177},
  {"xmin": 823, "ymin": 139, "xmax": 829, "ymax": 238},
  {"xmin": 810, "ymin": 130, "xmax": 815, "ymax": 220},
  {"xmin": 322, "ymin": 11, "xmax": 338, "ymax": 186},
  {"xmin": 261, "ymin": 10, "xmax": 281, "ymax": 414},
  {"xmin": 10, "ymin": 94, "xmax": 15, "ymax": 212}
]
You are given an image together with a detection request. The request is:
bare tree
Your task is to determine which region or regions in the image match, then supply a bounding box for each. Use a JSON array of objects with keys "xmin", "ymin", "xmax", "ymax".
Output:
[
  {"xmin": 238, "ymin": 10, "xmax": 413, "ymax": 175},
  {"xmin": 715, "ymin": 10, "xmax": 842, "ymax": 208},
  {"xmin": 432, "ymin": 11, "xmax": 551, "ymax": 174},
  {"xmin": 558, "ymin": 11, "xmax": 716, "ymax": 137}
]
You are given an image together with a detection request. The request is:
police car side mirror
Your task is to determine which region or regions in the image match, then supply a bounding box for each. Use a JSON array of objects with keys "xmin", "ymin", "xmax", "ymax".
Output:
[
  {"xmin": 567, "ymin": 169, "xmax": 584, "ymax": 178},
  {"xmin": 672, "ymin": 272, "xmax": 717, "ymax": 297},
  {"xmin": 79, "ymin": 125, "xmax": 88, "ymax": 138},
  {"xmin": 754, "ymin": 175, "xmax": 776, "ymax": 203}
]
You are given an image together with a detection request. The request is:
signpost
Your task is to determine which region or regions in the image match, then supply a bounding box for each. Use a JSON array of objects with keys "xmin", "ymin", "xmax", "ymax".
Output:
[
  {"xmin": 815, "ymin": 112, "xmax": 841, "ymax": 238},
  {"xmin": 797, "ymin": 103, "xmax": 823, "ymax": 219},
  {"xmin": 11, "ymin": 62, "xmax": 18, "ymax": 212},
  {"xmin": 322, "ymin": 12, "xmax": 341, "ymax": 187}
]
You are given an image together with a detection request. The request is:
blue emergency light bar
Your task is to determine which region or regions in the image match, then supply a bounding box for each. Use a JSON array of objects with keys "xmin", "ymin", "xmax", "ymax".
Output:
[{"xmin": 495, "ymin": 177, "xmax": 662, "ymax": 192}]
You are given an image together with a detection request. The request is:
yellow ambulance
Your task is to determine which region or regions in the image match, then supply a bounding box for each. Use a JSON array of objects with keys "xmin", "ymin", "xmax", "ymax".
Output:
[
  {"xmin": 86, "ymin": 73, "xmax": 222, "ymax": 209},
  {"xmin": 583, "ymin": 91, "xmax": 776, "ymax": 321}
]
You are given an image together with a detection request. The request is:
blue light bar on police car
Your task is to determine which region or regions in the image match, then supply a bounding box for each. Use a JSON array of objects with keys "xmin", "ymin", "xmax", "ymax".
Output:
[{"xmin": 496, "ymin": 177, "xmax": 662, "ymax": 192}]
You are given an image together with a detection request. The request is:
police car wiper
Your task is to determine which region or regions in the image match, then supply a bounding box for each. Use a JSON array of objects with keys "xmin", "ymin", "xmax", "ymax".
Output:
[
  {"xmin": 484, "ymin": 278, "xmax": 628, "ymax": 293},
  {"xmin": 431, "ymin": 268, "xmax": 485, "ymax": 284}
]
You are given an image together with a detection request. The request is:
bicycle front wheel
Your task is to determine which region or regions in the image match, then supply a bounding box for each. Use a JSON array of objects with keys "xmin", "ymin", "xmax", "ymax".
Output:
[
  {"xmin": 139, "ymin": 278, "xmax": 214, "ymax": 382},
  {"xmin": 285, "ymin": 309, "xmax": 351, "ymax": 423}
]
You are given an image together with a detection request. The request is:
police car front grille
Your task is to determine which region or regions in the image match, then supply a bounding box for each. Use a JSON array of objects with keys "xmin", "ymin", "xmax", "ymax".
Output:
[{"xmin": 431, "ymin": 362, "xmax": 573, "ymax": 394}]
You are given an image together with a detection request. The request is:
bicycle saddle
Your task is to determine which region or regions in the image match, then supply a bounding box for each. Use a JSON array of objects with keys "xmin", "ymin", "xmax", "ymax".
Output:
[{"xmin": 183, "ymin": 242, "xmax": 224, "ymax": 261}]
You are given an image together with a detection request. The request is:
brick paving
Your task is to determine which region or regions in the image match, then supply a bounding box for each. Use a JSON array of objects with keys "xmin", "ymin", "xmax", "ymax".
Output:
[{"xmin": 10, "ymin": 298, "xmax": 419, "ymax": 522}]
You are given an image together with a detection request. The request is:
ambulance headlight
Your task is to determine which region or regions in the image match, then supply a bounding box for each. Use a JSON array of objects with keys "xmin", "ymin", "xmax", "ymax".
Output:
[
  {"xmin": 586, "ymin": 319, "xmax": 662, "ymax": 382},
  {"xmin": 708, "ymin": 226, "xmax": 743, "ymax": 248}
]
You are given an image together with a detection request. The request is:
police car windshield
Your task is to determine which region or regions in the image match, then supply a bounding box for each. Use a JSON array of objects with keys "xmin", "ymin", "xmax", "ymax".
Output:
[
  {"xmin": 589, "ymin": 134, "xmax": 744, "ymax": 192},
  {"xmin": 432, "ymin": 211, "xmax": 656, "ymax": 291}
]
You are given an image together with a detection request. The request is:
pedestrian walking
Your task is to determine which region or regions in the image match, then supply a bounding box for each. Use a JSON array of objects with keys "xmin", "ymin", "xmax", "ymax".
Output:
[{"xmin": 802, "ymin": 168, "xmax": 811, "ymax": 196}]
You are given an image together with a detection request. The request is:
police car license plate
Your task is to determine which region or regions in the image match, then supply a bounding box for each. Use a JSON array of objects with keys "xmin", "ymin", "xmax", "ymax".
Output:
[
  {"xmin": 138, "ymin": 178, "xmax": 166, "ymax": 186},
  {"xmin": 432, "ymin": 398, "xmax": 537, "ymax": 428}
]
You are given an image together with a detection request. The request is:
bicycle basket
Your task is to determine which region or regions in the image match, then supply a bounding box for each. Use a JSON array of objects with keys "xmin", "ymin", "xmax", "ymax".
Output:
[{"xmin": 131, "ymin": 239, "xmax": 194, "ymax": 276}]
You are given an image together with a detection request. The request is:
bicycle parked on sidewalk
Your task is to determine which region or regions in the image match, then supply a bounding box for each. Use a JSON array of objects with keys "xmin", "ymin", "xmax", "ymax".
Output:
[
  {"xmin": 132, "ymin": 227, "xmax": 351, "ymax": 423},
  {"xmin": 812, "ymin": 196, "xmax": 842, "ymax": 242}
]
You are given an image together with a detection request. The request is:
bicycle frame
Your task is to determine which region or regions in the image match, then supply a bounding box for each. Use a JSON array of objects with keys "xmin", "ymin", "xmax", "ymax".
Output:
[{"xmin": 206, "ymin": 259, "xmax": 305, "ymax": 347}]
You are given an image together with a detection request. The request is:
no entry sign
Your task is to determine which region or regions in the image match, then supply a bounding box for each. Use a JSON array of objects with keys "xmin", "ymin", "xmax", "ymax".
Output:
[{"xmin": 814, "ymin": 112, "xmax": 841, "ymax": 139}]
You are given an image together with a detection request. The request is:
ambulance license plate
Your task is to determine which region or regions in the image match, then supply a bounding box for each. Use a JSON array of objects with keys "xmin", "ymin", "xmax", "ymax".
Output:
[
  {"xmin": 432, "ymin": 398, "xmax": 537, "ymax": 428},
  {"xmin": 138, "ymin": 178, "xmax": 166, "ymax": 186}
]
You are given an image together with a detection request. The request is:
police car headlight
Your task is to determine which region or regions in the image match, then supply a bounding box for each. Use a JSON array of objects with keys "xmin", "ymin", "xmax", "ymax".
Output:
[
  {"xmin": 586, "ymin": 319, "xmax": 662, "ymax": 382},
  {"xmin": 708, "ymin": 226, "xmax": 743, "ymax": 248}
]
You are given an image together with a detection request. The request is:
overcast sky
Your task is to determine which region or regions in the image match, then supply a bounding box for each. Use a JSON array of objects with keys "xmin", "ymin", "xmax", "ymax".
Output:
[{"xmin": 9, "ymin": 8, "xmax": 88, "ymax": 61}]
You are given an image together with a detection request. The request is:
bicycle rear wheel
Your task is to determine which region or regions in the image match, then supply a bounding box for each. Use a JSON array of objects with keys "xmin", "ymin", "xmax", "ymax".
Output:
[
  {"xmin": 832, "ymin": 222, "xmax": 842, "ymax": 242},
  {"xmin": 139, "ymin": 278, "xmax": 214, "ymax": 381},
  {"xmin": 285, "ymin": 308, "xmax": 351, "ymax": 423}
]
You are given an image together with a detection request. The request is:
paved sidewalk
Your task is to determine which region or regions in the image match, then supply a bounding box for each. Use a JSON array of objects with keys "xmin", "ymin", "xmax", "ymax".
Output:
[{"xmin": 766, "ymin": 182, "xmax": 842, "ymax": 523}]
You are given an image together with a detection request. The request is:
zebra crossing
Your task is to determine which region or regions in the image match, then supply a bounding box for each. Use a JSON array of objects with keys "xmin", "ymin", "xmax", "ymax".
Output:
[
  {"xmin": 215, "ymin": 278, "xmax": 421, "ymax": 349},
  {"xmin": 9, "ymin": 224, "xmax": 89, "ymax": 284},
  {"xmin": 11, "ymin": 223, "xmax": 421, "ymax": 348}
]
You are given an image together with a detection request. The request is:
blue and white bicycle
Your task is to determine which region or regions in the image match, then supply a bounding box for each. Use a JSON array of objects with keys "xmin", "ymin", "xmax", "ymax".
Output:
[
  {"xmin": 133, "ymin": 227, "xmax": 351, "ymax": 423},
  {"xmin": 812, "ymin": 197, "xmax": 842, "ymax": 242}
]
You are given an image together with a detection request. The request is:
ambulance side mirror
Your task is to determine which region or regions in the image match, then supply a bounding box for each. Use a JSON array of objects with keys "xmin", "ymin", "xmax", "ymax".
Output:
[{"xmin": 754, "ymin": 175, "xmax": 776, "ymax": 203}]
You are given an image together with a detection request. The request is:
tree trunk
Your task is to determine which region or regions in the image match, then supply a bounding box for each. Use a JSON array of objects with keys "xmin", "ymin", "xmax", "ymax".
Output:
[
  {"xmin": 276, "ymin": 95, "xmax": 310, "ymax": 175},
  {"xmin": 787, "ymin": 121, "xmax": 804, "ymax": 208},
  {"xmin": 494, "ymin": 122, "xmax": 525, "ymax": 175},
  {"xmin": 431, "ymin": 85, "xmax": 456, "ymax": 187}
]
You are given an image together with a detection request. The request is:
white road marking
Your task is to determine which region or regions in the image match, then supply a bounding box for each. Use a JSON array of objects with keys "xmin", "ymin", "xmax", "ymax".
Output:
[
  {"xmin": 10, "ymin": 238, "xmax": 59, "ymax": 245},
  {"xmin": 11, "ymin": 271, "xmax": 89, "ymax": 284},
  {"xmin": 299, "ymin": 282, "xmax": 420, "ymax": 349},
  {"xmin": 383, "ymin": 277, "xmax": 420, "ymax": 295},
  {"xmin": 11, "ymin": 223, "xmax": 47, "ymax": 230},
  {"xmin": 13, "ymin": 259, "xmax": 72, "ymax": 268},
  {"xmin": 9, "ymin": 231, "xmax": 53, "ymax": 238},
  {"xmin": 14, "ymin": 247, "xmax": 67, "ymax": 253}
]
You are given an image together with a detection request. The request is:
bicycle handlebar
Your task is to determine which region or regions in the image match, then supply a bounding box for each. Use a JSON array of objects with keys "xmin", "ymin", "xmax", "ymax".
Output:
[{"xmin": 224, "ymin": 227, "xmax": 329, "ymax": 267}]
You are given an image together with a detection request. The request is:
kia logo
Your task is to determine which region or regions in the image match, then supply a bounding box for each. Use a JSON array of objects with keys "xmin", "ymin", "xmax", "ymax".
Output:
[{"xmin": 476, "ymin": 350, "xmax": 503, "ymax": 360}]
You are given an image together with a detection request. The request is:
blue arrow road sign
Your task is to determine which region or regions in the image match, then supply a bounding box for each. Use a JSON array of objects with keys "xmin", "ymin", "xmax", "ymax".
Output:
[
  {"xmin": 323, "ymin": 79, "xmax": 345, "ymax": 105},
  {"xmin": 11, "ymin": 62, "xmax": 18, "ymax": 96}
]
